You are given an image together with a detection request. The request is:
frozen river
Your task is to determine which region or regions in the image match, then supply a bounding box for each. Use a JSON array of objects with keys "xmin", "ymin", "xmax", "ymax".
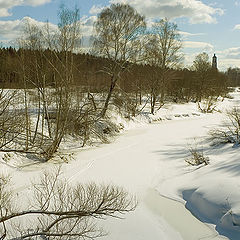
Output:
[
  {"xmin": 5, "ymin": 95, "xmax": 240, "ymax": 239},
  {"xmin": 61, "ymin": 114, "xmax": 231, "ymax": 239}
]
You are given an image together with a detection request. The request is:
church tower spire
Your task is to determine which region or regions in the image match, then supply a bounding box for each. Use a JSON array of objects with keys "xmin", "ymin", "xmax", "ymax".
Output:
[{"xmin": 212, "ymin": 53, "xmax": 217, "ymax": 69}]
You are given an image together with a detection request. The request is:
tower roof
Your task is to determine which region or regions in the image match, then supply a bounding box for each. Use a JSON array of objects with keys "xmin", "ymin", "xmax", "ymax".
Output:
[{"xmin": 212, "ymin": 53, "xmax": 217, "ymax": 69}]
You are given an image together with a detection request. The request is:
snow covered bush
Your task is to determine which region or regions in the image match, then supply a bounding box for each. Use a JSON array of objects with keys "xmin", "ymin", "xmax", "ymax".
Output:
[
  {"xmin": 209, "ymin": 107, "xmax": 240, "ymax": 145},
  {"xmin": 0, "ymin": 90, "xmax": 25, "ymax": 150},
  {"xmin": 113, "ymin": 92, "xmax": 139, "ymax": 118},
  {"xmin": 197, "ymin": 95, "xmax": 218, "ymax": 113},
  {"xmin": 185, "ymin": 146, "xmax": 209, "ymax": 166}
]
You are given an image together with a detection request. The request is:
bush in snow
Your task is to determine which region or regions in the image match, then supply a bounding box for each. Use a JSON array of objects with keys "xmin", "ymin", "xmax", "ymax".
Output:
[
  {"xmin": 113, "ymin": 92, "xmax": 139, "ymax": 118},
  {"xmin": 197, "ymin": 95, "xmax": 218, "ymax": 113},
  {"xmin": 185, "ymin": 146, "xmax": 209, "ymax": 166},
  {"xmin": 209, "ymin": 107, "xmax": 240, "ymax": 145},
  {"xmin": 0, "ymin": 90, "xmax": 26, "ymax": 150}
]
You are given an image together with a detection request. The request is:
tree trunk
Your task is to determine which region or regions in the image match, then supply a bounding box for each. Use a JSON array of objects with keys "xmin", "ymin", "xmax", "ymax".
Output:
[
  {"xmin": 150, "ymin": 92, "xmax": 156, "ymax": 115},
  {"xmin": 100, "ymin": 75, "xmax": 117, "ymax": 117}
]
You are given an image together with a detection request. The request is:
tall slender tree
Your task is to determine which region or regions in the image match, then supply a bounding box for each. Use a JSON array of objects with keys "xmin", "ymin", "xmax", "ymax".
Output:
[
  {"xmin": 144, "ymin": 18, "xmax": 182, "ymax": 114},
  {"xmin": 18, "ymin": 5, "xmax": 82, "ymax": 159},
  {"xmin": 93, "ymin": 3, "xmax": 146, "ymax": 117},
  {"xmin": 192, "ymin": 52, "xmax": 212, "ymax": 101}
]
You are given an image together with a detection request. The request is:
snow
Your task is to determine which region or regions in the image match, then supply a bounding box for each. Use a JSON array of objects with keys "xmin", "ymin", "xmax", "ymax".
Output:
[{"xmin": 2, "ymin": 89, "xmax": 240, "ymax": 239}]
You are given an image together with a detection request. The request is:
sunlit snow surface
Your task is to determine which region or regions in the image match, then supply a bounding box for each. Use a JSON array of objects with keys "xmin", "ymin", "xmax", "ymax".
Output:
[{"xmin": 2, "ymin": 89, "xmax": 240, "ymax": 239}]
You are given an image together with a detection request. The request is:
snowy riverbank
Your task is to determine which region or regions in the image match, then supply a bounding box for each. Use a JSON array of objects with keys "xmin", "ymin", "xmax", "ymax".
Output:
[{"xmin": 1, "ymin": 89, "xmax": 240, "ymax": 239}]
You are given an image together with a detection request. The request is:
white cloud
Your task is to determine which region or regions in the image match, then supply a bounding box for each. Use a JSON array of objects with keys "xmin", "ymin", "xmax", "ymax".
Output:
[
  {"xmin": 0, "ymin": 17, "xmax": 56, "ymax": 45},
  {"xmin": 110, "ymin": 0, "xmax": 224, "ymax": 24},
  {"xmin": 217, "ymin": 47, "xmax": 240, "ymax": 59},
  {"xmin": 182, "ymin": 41, "xmax": 214, "ymax": 67},
  {"xmin": 0, "ymin": 0, "xmax": 51, "ymax": 17},
  {"xmin": 183, "ymin": 53, "xmax": 196, "ymax": 67},
  {"xmin": 178, "ymin": 31, "xmax": 204, "ymax": 40},
  {"xmin": 24, "ymin": 0, "xmax": 51, "ymax": 6},
  {"xmin": 0, "ymin": 15, "xmax": 95, "ymax": 49},
  {"xmin": 183, "ymin": 41, "xmax": 213, "ymax": 51},
  {"xmin": 0, "ymin": 8, "xmax": 10, "ymax": 17},
  {"xmin": 216, "ymin": 57, "xmax": 240, "ymax": 71},
  {"xmin": 234, "ymin": 24, "xmax": 240, "ymax": 30},
  {"xmin": 235, "ymin": 1, "xmax": 240, "ymax": 6},
  {"xmin": 79, "ymin": 16, "xmax": 98, "ymax": 50},
  {"xmin": 0, "ymin": 19, "xmax": 22, "ymax": 40},
  {"xmin": 80, "ymin": 16, "xmax": 96, "ymax": 37},
  {"xmin": 89, "ymin": 5, "xmax": 104, "ymax": 15},
  {"xmin": 179, "ymin": 31, "xmax": 202, "ymax": 37}
]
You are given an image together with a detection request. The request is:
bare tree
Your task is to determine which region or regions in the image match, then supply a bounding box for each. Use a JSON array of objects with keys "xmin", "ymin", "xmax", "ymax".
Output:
[
  {"xmin": 0, "ymin": 168, "xmax": 136, "ymax": 239},
  {"xmin": 16, "ymin": 5, "xmax": 82, "ymax": 160},
  {"xmin": 42, "ymin": 5, "xmax": 81, "ymax": 159},
  {"xmin": 144, "ymin": 18, "xmax": 182, "ymax": 114},
  {"xmin": 192, "ymin": 52, "xmax": 212, "ymax": 102},
  {"xmin": 16, "ymin": 9, "xmax": 112, "ymax": 158},
  {"xmin": 93, "ymin": 3, "xmax": 146, "ymax": 117},
  {"xmin": 17, "ymin": 21, "xmax": 49, "ymax": 153},
  {"xmin": 192, "ymin": 52, "xmax": 226, "ymax": 112}
]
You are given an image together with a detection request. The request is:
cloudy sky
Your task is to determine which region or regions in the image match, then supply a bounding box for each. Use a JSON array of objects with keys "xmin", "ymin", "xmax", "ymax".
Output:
[{"xmin": 0, "ymin": 0, "xmax": 240, "ymax": 71}]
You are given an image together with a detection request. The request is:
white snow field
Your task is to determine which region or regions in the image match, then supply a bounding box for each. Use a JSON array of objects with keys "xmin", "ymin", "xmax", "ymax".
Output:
[{"xmin": 2, "ymin": 89, "xmax": 240, "ymax": 239}]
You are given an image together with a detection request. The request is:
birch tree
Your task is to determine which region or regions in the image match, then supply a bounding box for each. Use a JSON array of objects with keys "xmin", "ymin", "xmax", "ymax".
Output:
[
  {"xmin": 145, "ymin": 18, "xmax": 182, "ymax": 114},
  {"xmin": 192, "ymin": 52, "xmax": 212, "ymax": 101},
  {"xmin": 93, "ymin": 3, "xmax": 146, "ymax": 117},
  {"xmin": 18, "ymin": 5, "xmax": 82, "ymax": 159}
]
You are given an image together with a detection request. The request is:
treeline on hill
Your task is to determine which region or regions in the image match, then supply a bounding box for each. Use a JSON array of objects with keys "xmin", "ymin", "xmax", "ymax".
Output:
[
  {"xmin": 0, "ymin": 3, "xmax": 228, "ymax": 162},
  {"xmin": 0, "ymin": 47, "xmax": 228, "ymax": 101}
]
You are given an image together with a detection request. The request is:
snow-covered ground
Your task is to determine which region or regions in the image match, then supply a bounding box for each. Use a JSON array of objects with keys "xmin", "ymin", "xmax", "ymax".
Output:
[{"xmin": 2, "ymin": 89, "xmax": 240, "ymax": 239}]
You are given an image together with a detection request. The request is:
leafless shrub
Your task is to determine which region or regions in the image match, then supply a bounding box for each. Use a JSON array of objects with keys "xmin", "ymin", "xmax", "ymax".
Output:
[
  {"xmin": 185, "ymin": 146, "xmax": 209, "ymax": 166},
  {"xmin": 112, "ymin": 92, "xmax": 139, "ymax": 118},
  {"xmin": 209, "ymin": 107, "xmax": 240, "ymax": 145},
  {"xmin": 62, "ymin": 97, "xmax": 109, "ymax": 146},
  {"xmin": 0, "ymin": 167, "xmax": 137, "ymax": 239},
  {"xmin": 0, "ymin": 90, "xmax": 26, "ymax": 150},
  {"xmin": 95, "ymin": 118, "xmax": 120, "ymax": 136},
  {"xmin": 197, "ymin": 95, "xmax": 218, "ymax": 113},
  {"xmin": 209, "ymin": 129, "xmax": 234, "ymax": 145},
  {"xmin": 57, "ymin": 91, "xmax": 122, "ymax": 147}
]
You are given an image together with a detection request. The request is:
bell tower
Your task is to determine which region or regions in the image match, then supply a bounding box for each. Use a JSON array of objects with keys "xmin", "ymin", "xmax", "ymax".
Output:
[{"xmin": 212, "ymin": 53, "xmax": 217, "ymax": 69}]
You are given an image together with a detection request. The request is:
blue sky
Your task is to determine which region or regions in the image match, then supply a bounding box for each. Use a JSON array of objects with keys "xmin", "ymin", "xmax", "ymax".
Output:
[{"xmin": 0, "ymin": 0, "xmax": 240, "ymax": 70}]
